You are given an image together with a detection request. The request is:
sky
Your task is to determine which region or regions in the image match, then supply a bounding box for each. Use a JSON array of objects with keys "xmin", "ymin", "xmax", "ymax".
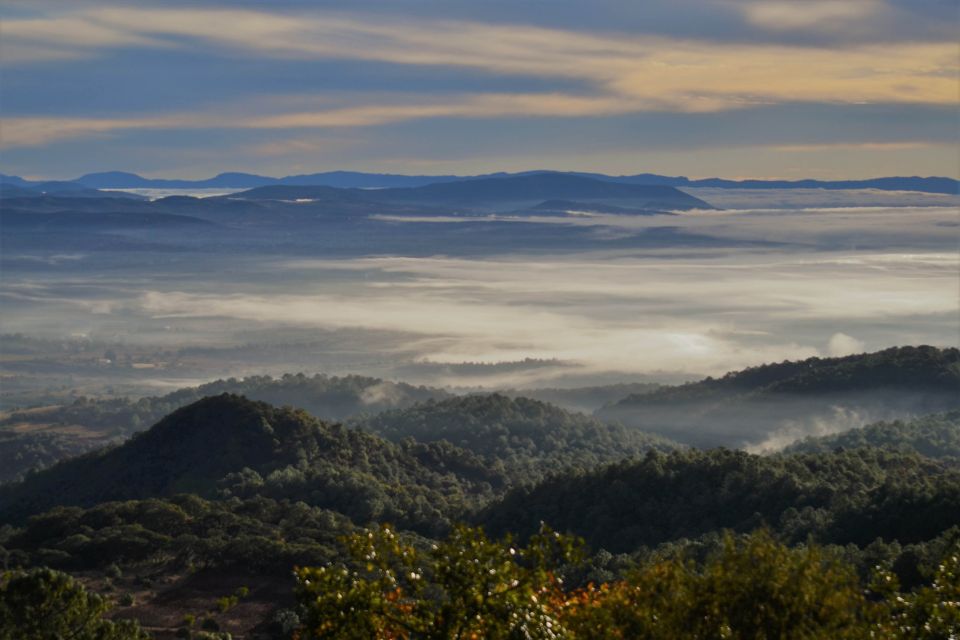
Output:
[{"xmin": 0, "ymin": 0, "xmax": 957, "ymax": 180}]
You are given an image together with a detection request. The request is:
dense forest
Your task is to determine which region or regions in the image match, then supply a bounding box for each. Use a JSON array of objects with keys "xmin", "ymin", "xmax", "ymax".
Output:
[
  {"xmin": 1, "ymin": 348, "xmax": 958, "ymax": 638},
  {"xmin": 4, "ymin": 346, "xmax": 955, "ymax": 483},
  {"xmin": 479, "ymin": 447, "xmax": 960, "ymax": 555},
  {"xmin": 784, "ymin": 410, "xmax": 960, "ymax": 459},
  {"xmin": 597, "ymin": 345, "xmax": 960, "ymax": 447},
  {"xmin": 0, "ymin": 375, "xmax": 658, "ymax": 484},
  {"xmin": 0, "ymin": 395, "xmax": 507, "ymax": 534},
  {"xmin": 2, "ymin": 373, "xmax": 450, "ymax": 436},
  {"xmin": 357, "ymin": 394, "xmax": 678, "ymax": 484},
  {"xmin": 0, "ymin": 374, "xmax": 450, "ymax": 484},
  {"xmin": 610, "ymin": 346, "xmax": 960, "ymax": 403}
]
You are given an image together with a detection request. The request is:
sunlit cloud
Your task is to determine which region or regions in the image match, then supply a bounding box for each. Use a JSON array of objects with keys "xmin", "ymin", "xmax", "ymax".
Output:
[
  {"xmin": 1, "ymin": 6, "xmax": 956, "ymax": 150},
  {"xmin": 827, "ymin": 332, "xmax": 867, "ymax": 356},
  {"xmin": 737, "ymin": 0, "xmax": 881, "ymax": 32},
  {"xmin": 0, "ymin": 95, "xmax": 637, "ymax": 149}
]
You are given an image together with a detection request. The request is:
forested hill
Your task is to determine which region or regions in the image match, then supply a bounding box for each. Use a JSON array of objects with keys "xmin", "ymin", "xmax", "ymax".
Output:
[
  {"xmin": 597, "ymin": 345, "xmax": 960, "ymax": 448},
  {"xmin": 609, "ymin": 345, "xmax": 959, "ymax": 405},
  {"xmin": 0, "ymin": 374, "xmax": 451, "ymax": 486},
  {"xmin": 783, "ymin": 411, "xmax": 960, "ymax": 459},
  {"xmin": 357, "ymin": 393, "xmax": 678, "ymax": 483},
  {"xmin": 0, "ymin": 394, "xmax": 503, "ymax": 532},
  {"xmin": 4, "ymin": 373, "xmax": 449, "ymax": 434},
  {"xmin": 478, "ymin": 446, "xmax": 960, "ymax": 554}
]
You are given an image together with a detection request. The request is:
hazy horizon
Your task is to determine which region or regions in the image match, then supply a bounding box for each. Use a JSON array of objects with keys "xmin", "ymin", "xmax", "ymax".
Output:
[{"xmin": 7, "ymin": 167, "xmax": 959, "ymax": 184}]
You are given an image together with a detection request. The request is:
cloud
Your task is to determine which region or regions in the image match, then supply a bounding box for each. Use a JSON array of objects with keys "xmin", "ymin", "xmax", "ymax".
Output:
[
  {"xmin": 0, "ymin": 94, "xmax": 636, "ymax": 148},
  {"xmin": 737, "ymin": 0, "xmax": 881, "ymax": 32},
  {"xmin": 827, "ymin": 332, "xmax": 866, "ymax": 356},
  {"xmin": 1, "ymin": 6, "xmax": 956, "ymax": 149}
]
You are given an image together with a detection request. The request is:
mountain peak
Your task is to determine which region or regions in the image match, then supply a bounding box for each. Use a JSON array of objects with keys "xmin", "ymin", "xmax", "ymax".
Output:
[{"xmin": 0, "ymin": 394, "xmax": 314, "ymax": 520}]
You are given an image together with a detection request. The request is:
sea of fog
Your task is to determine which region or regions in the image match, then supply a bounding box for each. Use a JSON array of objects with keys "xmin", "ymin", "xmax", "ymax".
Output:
[
  {"xmin": 103, "ymin": 188, "xmax": 246, "ymax": 200},
  {"xmin": 1, "ymin": 189, "xmax": 957, "ymax": 392}
]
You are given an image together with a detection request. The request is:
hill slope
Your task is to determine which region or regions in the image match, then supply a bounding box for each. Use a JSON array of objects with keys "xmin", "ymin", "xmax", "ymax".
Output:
[
  {"xmin": 479, "ymin": 447, "xmax": 960, "ymax": 553},
  {"xmin": 597, "ymin": 346, "xmax": 960, "ymax": 448},
  {"xmin": 783, "ymin": 411, "xmax": 960, "ymax": 459},
  {"xmin": 1, "ymin": 373, "xmax": 449, "ymax": 445},
  {"xmin": 358, "ymin": 393, "xmax": 678, "ymax": 483},
  {"xmin": 0, "ymin": 395, "xmax": 498, "ymax": 531}
]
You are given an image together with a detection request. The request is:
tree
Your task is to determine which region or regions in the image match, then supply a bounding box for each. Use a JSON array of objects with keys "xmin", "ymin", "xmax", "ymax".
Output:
[
  {"xmin": 559, "ymin": 530, "xmax": 883, "ymax": 639},
  {"xmin": 295, "ymin": 523, "xmax": 580, "ymax": 639},
  {"xmin": 0, "ymin": 567, "xmax": 149, "ymax": 640},
  {"xmin": 875, "ymin": 547, "xmax": 960, "ymax": 639}
]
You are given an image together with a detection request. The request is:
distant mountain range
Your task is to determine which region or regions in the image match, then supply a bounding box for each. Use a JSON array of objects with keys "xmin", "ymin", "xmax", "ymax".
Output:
[
  {"xmin": 2, "ymin": 169, "xmax": 956, "ymax": 194},
  {"xmin": 0, "ymin": 181, "xmax": 147, "ymax": 200},
  {"xmin": 1, "ymin": 173, "xmax": 713, "ymax": 212},
  {"xmin": 232, "ymin": 173, "xmax": 712, "ymax": 210}
]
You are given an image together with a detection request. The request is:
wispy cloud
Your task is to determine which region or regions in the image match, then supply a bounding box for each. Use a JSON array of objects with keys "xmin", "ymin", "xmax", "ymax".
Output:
[
  {"xmin": 1, "ymin": 6, "xmax": 955, "ymax": 149},
  {"xmin": 735, "ymin": 0, "xmax": 882, "ymax": 32},
  {"xmin": 0, "ymin": 94, "xmax": 636, "ymax": 148}
]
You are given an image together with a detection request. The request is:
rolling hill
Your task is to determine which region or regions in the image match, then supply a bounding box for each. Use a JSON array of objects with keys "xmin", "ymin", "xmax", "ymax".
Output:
[
  {"xmin": 0, "ymin": 394, "xmax": 501, "ymax": 532},
  {"xmin": 479, "ymin": 445, "xmax": 960, "ymax": 553},
  {"xmin": 368, "ymin": 173, "xmax": 713, "ymax": 210},
  {"xmin": 357, "ymin": 393, "xmax": 678, "ymax": 483},
  {"xmin": 596, "ymin": 346, "xmax": 960, "ymax": 448},
  {"xmin": 783, "ymin": 410, "xmax": 960, "ymax": 459}
]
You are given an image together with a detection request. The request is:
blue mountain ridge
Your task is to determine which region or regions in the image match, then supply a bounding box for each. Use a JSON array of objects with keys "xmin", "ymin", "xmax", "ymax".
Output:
[{"xmin": 1, "ymin": 170, "xmax": 956, "ymax": 194}]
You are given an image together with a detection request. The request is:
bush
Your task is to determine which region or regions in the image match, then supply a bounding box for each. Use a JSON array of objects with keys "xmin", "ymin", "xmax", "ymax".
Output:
[
  {"xmin": 294, "ymin": 527, "xmax": 960, "ymax": 639},
  {"xmin": 561, "ymin": 530, "xmax": 876, "ymax": 639},
  {"xmin": 270, "ymin": 609, "xmax": 300, "ymax": 637},
  {"xmin": 0, "ymin": 567, "xmax": 149, "ymax": 639},
  {"xmin": 295, "ymin": 523, "xmax": 580, "ymax": 639}
]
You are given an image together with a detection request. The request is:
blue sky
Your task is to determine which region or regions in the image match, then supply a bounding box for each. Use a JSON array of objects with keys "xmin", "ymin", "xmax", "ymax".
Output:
[{"xmin": 1, "ymin": 0, "xmax": 957, "ymax": 179}]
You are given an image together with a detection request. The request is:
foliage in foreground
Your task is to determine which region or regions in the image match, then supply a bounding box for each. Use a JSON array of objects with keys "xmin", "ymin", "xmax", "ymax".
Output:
[
  {"xmin": 295, "ymin": 526, "xmax": 960, "ymax": 640},
  {"xmin": 0, "ymin": 567, "xmax": 149, "ymax": 640},
  {"xmin": 296, "ymin": 524, "xmax": 580, "ymax": 639}
]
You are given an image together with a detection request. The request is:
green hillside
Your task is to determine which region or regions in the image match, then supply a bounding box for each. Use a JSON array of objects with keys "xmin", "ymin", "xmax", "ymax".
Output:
[
  {"xmin": 0, "ymin": 394, "xmax": 498, "ymax": 533},
  {"xmin": 358, "ymin": 393, "xmax": 678, "ymax": 483},
  {"xmin": 479, "ymin": 447, "xmax": 960, "ymax": 553},
  {"xmin": 783, "ymin": 411, "xmax": 960, "ymax": 458}
]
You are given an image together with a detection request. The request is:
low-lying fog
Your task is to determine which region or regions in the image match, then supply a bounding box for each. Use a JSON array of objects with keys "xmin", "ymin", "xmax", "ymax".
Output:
[{"xmin": 1, "ymin": 189, "xmax": 957, "ymax": 396}]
